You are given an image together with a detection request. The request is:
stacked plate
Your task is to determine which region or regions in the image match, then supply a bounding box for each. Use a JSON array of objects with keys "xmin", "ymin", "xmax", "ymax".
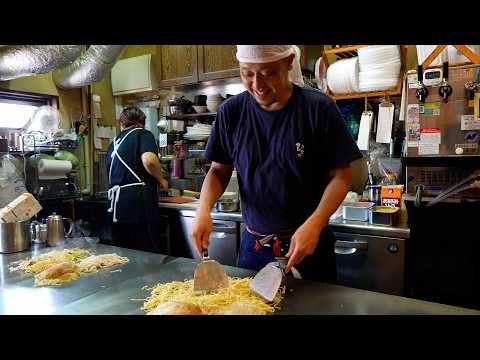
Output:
[
  {"xmin": 357, "ymin": 45, "xmax": 401, "ymax": 92},
  {"xmin": 326, "ymin": 57, "xmax": 360, "ymax": 95},
  {"xmin": 184, "ymin": 123, "xmax": 212, "ymax": 141}
]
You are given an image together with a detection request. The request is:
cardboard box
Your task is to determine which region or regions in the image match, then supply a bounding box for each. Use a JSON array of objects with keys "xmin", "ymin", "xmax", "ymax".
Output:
[
  {"xmin": 0, "ymin": 193, "xmax": 42, "ymax": 223},
  {"xmin": 381, "ymin": 185, "xmax": 403, "ymax": 208}
]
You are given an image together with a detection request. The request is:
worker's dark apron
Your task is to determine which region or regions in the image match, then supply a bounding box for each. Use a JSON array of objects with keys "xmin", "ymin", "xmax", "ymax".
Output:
[{"xmin": 108, "ymin": 128, "xmax": 162, "ymax": 253}]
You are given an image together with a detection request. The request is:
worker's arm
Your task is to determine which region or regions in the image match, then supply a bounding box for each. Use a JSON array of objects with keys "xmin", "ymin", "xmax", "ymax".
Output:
[
  {"xmin": 141, "ymin": 152, "xmax": 168, "ymax": 189},
  {"xmin": 285, "ymin": 164, "xmax": 352, "ymax": 273},
  {"xmin": 191, "ymin": 161, "xmax": 234, "ymax": 255}
]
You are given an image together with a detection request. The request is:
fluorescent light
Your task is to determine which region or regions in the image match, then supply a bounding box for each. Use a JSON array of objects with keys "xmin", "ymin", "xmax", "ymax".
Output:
[{"xmin": 0, "ymin": 102, "xmax": 38, "ymax": 129}]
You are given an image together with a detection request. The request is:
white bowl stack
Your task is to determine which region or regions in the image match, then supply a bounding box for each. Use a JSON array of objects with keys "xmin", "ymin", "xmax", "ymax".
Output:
[
  {"xmin": 357, "ymin": 45, "xmax": 401, "ymax": 92},
  {"xmin": 326, "ymin": 57, "xmax": 360, "ymax": 95},
  {"xmin": 184, "ymin": 123, "xmax": 212, "ymax": 141},
  {"xmin": 206, "ymin": 94, "xmax": 223, "ymax": 113}
]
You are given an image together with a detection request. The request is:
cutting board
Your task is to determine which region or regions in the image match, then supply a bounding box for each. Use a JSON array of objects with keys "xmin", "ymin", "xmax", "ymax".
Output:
[{"xmin": 159, "ymin": 197, "xmax": 196, "ymax": 204}]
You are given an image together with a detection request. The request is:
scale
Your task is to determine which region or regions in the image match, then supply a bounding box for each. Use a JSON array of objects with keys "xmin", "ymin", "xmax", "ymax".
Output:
[{"xmin": 423, "ymin": 68, "xmax": 443, "ymax": 86}]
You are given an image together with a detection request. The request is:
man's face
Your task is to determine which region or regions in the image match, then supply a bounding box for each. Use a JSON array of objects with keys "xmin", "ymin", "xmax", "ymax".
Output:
[{"xmin": 239, "ymin": 55, "xmax": 293, "ymax": 109}]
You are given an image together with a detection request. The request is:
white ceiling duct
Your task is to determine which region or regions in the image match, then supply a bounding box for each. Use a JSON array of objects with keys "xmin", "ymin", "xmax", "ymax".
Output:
[
  {"xmin": 0, "ymin": 45, "xmax": 84, "ymax": 81},
  {"xmin": 53, "ymin": 45, "xmax": 126, "ymax": 89}
]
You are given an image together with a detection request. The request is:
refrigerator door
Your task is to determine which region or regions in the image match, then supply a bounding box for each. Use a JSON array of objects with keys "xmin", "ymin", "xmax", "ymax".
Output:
[{"xmin": 334, "ymin": 232, "xmax": 405, "ymax": 296}]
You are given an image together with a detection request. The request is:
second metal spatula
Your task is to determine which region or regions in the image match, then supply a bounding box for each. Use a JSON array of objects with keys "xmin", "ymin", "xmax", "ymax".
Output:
[
  {"xmin": 193, "ymin": 249, "xmax": 229, "ymax": 292},
  {"xmin": 249, "ymin": 258, "xmax": 287, "ymax": 303}
]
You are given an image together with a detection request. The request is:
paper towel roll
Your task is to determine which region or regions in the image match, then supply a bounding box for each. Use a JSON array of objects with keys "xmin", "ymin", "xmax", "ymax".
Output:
[{"xmin": 38, "ymin": 159, "xmax": 72, "ymax": 180}]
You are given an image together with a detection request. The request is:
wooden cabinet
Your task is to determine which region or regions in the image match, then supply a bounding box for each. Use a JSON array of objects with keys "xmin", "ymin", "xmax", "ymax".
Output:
[
  {"xmin": 198, "ymin": 45, "xmax": 239, "ymax": 81},
  {"xmin": 155, "ymin": 45, "xmax": 324, "ymax": 88},
  {"xmin": 158, "ymin": 45, "xmax": 199, "ymax": 87}
]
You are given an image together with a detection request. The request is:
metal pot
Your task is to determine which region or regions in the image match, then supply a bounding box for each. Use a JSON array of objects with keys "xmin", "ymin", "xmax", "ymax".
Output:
[
  {"xmin": 46, "ymin": 213, "xmax": 73, "ymax": 247},
  {"xmin": 0, "ymin": 220, "xmax": 31, "ymax": 253},
  {"xmin": 216, "ymin": 199, "xmax": 239, "ymax": 212}
]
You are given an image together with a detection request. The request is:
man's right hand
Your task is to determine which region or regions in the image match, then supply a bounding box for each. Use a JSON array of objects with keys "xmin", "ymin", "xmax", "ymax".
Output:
[
  {"xmin": 159, "ymin": 178, "xmax": 169, "ymax": 190},
  {"xmin": 191, "ymin": 210, "xmax": 212, "ymax": 256}
]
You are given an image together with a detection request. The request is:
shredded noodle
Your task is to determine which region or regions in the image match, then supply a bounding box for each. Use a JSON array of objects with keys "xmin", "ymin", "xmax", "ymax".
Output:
[
  {"xmin": 35, "ymin": 272, "xmax": 80, "ymax": 287},
  {"xmin": 10, "ymin": 249, "xmax": 129, "ymax": 287},
  {"xmin": 77, "ymin": 254, "xmax": 129, "ymax": 273},
  {"xmin": 142, "ymin": 277, "xmax": 283, "ymax": 315},
  {"xmin": 15, "ymin": 248, "xmax": 91, "ymax": 274}
]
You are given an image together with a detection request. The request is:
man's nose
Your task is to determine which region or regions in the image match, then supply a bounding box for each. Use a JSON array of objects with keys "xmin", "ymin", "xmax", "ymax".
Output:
[{"xmin": 253, "ymin": 74, "xmax": 265, "ymax": 91}]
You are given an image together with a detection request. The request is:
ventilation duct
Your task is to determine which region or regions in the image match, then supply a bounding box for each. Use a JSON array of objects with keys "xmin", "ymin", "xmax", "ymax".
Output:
[
  {"xmin": 0, "ymin": 45, "xmax": 84, "ymax": 81},
  {"xmin": 53, "ymin": 45, "xmax": 126, "ymax": 89}
]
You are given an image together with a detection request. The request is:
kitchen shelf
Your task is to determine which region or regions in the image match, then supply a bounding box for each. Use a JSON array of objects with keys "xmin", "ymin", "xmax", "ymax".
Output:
[
  {"xmin": 167, "ymin": 112, "xmax": 217, "ymax": 121},
  {"xmin": 323, "ymin": 45, "xmax": 368, "ymax": 59},
  {"xmin": 323, "ymin": 45, "xmax": 407, "ymax": 101}
]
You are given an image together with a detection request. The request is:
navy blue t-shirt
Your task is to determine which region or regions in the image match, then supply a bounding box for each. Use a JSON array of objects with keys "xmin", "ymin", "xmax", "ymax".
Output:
[
  {"xmin": 106, "ymin": 128, "xmax": 159, "ymax": 223},
  {"xmin": 205, "ymin": 85, "xmax": 363, "ymax": 234}
]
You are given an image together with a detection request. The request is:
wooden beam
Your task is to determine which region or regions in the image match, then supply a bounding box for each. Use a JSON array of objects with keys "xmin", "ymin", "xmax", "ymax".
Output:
[
  {"xmin": 452, "ymin": 45, "xmax": 480, "ymax": 64},
  {"xmin": 422, "ymin": 45, "xmax": 447, "ymax": 68},
  {"xmin": 324, "ymin": 45, "xmax": 367, "ymax": 55}
]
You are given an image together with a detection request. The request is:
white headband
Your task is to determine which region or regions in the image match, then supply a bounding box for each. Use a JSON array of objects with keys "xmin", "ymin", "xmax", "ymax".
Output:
[{"xmin": 236, "ymin": 45, "xmax": 294, "ymax": 63}]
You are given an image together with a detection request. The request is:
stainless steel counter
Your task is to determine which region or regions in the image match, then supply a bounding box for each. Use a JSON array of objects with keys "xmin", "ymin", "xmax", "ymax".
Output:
[
  {"xmin": 0, "ymin": 238, "xmax": 477, "ymax": 315},
  {"xmin": 77, "ymin": 197, "xmax": 411, "ymax": 239},
  {"xmin": 158, "ymin": 202, "xmax": 410, "ymax": 238}
]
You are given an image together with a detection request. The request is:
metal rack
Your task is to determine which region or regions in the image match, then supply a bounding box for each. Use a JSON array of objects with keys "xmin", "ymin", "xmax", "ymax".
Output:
[{"xmin": 19, "ymin": 133, "xmax": 81, "ymax": 200}]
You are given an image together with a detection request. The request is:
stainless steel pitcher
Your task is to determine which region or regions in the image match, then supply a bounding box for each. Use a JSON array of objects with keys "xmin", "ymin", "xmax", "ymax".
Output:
[
  {"xmin": 0, "ymin": 220, "xmax": 31, "ymax": 253},
  {"xmin": 46, "ymin": 213, "xmax": 73, "ymax": 247},
  {"xmin": 30, "ymin": 220, "xmax": 48, "ymax": 244}
]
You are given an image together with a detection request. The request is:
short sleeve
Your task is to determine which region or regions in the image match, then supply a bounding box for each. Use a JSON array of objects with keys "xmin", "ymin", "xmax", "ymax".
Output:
[
  {"xmin": 323, "ymin": 102, "xmax": 363, "ymax": 171},
  {"xmin": 138, "ymin": 130, "xmax": 158, "ymax": 155},
  {"xmin": 204, "ymin": 106, "xmax": 233, "ymax": 165}
]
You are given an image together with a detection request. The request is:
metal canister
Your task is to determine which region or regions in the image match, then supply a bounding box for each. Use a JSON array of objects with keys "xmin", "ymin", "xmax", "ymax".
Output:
[{"xmin": 0, "ymin": 220, "xmax": 31, "ymax": 253}]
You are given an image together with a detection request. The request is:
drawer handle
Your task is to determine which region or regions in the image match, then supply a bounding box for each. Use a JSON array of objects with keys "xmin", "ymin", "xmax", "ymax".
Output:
[
  {"xmin": 211, "ymin": 226, "xmax": 236, "ymax": 234},
  {"xmin": 210, "ymin": 231, "xmax": 226, "ymax": 239},
  {"xmin": 335, "ymin": 247, "xmax": 357, "ymax": 255},
  {"xmin": 334, "ymin": 240, "xmax": 368, "ymax": 250}
]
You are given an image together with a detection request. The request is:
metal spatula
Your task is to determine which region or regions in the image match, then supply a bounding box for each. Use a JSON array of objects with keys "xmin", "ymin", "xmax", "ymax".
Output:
[
  {"xmin": 249, "ymin": 258, "xmax": 287, "ymax": 303},
  {"xmin": 193, "ymin": 249, "xmax": 229, "ymax": 292}
]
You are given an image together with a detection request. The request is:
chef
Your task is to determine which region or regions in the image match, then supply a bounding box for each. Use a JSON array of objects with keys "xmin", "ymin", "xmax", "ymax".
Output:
[
  {"xmin": 106, "ymin": 106, "xmax": 168, "ymax": 253},
  {"xmin": 191, "ymin": 45, "xmax": 363, "ymax": 282}
]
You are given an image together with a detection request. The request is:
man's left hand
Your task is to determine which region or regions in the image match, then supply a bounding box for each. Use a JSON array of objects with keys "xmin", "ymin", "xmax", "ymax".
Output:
[{"xmin": 285, "ymin": 220, "xmax": 324, "ymax": 274}]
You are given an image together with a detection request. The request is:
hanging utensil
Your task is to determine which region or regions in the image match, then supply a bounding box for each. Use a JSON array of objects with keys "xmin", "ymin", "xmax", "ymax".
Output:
[{"xmin": 193, "ymin": 248, "xmax": 229, "ymax": 292}]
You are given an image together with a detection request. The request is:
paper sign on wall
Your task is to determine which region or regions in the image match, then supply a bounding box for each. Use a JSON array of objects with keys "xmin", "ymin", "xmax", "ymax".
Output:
[
  {"xmin": 376, "ymin": 104, "xmax": 394, "ymax": 144},
  {"xmin": 420, "ymin": 102, "xmax": 441, "ymax": 116},
  {"xmin": 357, "ymin": 111, "xmax": 373, "ymax": 151},
  {"xmin": 420, "ymin": 128, "xmax": 442, "ymax": 145},
  {"xmin": 418, "ymin": 143, "xmax": 439, "ymax": 155},
  {"xmin": 461, "ymin": 115, "xmax": 480, "ymax": 131},
  {"xmin": 407, "ymin": 104, "xmax": 420, "ymax": 146}
]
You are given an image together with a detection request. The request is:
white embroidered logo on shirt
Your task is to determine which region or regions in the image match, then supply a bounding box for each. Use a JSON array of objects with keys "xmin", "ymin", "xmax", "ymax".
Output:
[{"xmin": 296, "ymin": 143, "xmax": 305, "ymax": 158}]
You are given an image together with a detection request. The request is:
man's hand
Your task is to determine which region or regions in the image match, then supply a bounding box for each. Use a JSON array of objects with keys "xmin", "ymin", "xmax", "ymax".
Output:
[
  {"xmin": 159, "ymin": 178, "xmax": 169, "ymax": 190},
  {"xmin": 191, "ymin": 210, "xmax": 212, "ymax": 256},
  {"xmin": 285, "ymin": 220, "xmax": 324, "ymax": 274}
]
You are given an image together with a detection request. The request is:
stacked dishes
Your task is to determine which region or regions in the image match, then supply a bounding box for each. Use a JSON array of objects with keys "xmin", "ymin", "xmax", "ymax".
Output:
[
  {"xmin": 326, "ymin": 57, "xmax": 360, "ymax": 95},
  {"xmin": 357, "ymin": 45, "xmax": 401, "ymax": 92},
  {"xmin": 184, "ymin": 123, "xmax": 212, "ymax": 141}
]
